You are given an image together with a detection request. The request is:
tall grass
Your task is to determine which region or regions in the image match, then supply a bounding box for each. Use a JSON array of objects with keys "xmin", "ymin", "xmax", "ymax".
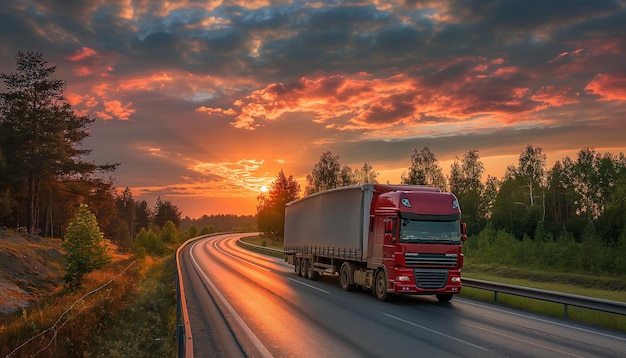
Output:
[
  {"xmin": 1, "ymin": 258, "xmax": 139, "ymax": 357},
  {"xmin": 89, "ymin": 255, "xmax": 177, "ymax": 357},
  {"xmin": 0, "ymin": 255, "xmax": 177, "ymax": 357}
]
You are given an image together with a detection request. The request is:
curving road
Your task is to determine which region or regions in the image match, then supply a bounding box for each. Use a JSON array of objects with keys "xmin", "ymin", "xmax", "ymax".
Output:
[{"xmin": 179, "ymin": 233, "xmax": 626, "ymax": 357}]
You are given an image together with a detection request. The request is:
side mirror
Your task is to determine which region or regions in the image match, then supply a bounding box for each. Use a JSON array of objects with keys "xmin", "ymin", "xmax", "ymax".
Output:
[
  {"xmin": 460, "ymin": 222, "xmax": 467, "ymax": 235},
  {"xmin": 384, "ymin": 218, "xmax": 394, "ymax": 233}
]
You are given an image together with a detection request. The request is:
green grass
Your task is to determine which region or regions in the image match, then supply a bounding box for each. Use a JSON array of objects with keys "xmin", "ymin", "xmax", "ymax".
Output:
[
  {"xmin": 90, "ymin": 255, "xmax": 177, "ymax": 357},
  {"xmin": 240, "ymin": 234, "xmax": 284, "ymax": 250},
  {"xmin": 462, "ymin": 269, "xmax": 626, "ymax": 303}
]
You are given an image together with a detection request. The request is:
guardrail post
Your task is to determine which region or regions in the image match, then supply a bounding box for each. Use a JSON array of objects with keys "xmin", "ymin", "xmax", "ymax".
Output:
[
  {"xmin": 564, "ymin": 304, "xmax": 569, "ymax": 319},
  {"xmin": 494, "ymin": 291, "xmax": 498, "ymax": 303}
]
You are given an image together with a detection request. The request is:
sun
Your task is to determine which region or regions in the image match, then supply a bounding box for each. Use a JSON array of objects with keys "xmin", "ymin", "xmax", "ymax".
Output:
[{"xmin": 260, "ymin": 185, "xmax": 268, "ymax": 193}]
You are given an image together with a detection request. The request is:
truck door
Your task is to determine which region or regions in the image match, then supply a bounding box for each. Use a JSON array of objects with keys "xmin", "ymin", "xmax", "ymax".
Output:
[
  {"xmin": 369, "ymin": 216, "xmax": 385, "ymax": 265},
  {"xmin": 382, "ymin": 217, "xmax": 397, "ymax": 269}
]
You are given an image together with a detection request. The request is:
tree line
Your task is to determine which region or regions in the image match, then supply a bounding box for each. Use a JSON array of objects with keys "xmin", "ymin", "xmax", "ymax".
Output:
[{"xmin": 258, "ymin": 146, "xmax": 626, "ymax": 275}]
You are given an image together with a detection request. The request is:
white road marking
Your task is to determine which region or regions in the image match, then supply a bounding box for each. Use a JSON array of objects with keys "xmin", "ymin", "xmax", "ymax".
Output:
[
  {"xmin": 211, "ymin": 235, "xmax": 272, "ymax": 272},
  {"xmin": 382, "ymin": 313, "xmax": 490, "ymax": 351},
  {"xmin": 286, "ymin": 277, "xmax": 331, "ymax": 293}
]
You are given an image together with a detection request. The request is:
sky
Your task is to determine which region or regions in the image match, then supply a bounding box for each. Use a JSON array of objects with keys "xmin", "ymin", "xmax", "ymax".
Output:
[{"xmin": 1, "ymin": 1, "xmax": 625, "ymax": 218}]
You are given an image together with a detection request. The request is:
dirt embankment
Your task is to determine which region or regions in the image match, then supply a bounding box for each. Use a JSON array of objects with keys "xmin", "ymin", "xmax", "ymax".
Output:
[{"xmin": 0, "ymin": 228, "xmax": 64, "ymax": 315}]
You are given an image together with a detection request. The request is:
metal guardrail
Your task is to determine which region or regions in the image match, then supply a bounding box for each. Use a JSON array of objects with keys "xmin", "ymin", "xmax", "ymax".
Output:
[
  {"xmin": 176, "ymin": 233, "xmax": 227, "ymax": 358},
  {"xmin": 463, "ymin": 278, "xmax": 626, "ymax": 318},
  {"xmin": 236, "ymin": 239, "xmax": 284, "ymax": 256}
]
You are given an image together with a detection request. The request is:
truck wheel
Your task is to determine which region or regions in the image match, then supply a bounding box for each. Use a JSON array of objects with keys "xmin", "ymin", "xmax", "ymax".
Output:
[
  {"xmin": 340, "ymin": 262, "xmax": 356, "ymax": 291},
  {"xmin": 436, "ymin": 294, "xmax": 453, "ymax": 303},
  {"xmin": 306, "ymin": 259, "xmax": 319, "ymax": 280},
  {"xmin": 300, "ymin": 259, "xmax": 307, "ymax": 278},
  {"xmin": 295, "ymin": 258, "xmax": 301, "ymax": 276},
  {"xmin": 374, "ymin": 270, "xmax": 391, "ymax": 301}
]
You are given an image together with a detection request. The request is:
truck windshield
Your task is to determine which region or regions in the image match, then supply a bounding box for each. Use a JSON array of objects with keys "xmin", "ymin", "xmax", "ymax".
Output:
[{"xmin": 399, "ymin": 219, "xmax": 461, "ymax": 244}]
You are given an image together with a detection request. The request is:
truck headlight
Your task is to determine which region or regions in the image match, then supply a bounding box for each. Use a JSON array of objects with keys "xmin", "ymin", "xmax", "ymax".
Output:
[
  {"xmin": 396, "ymin": 275, "xmax": 410, "ymax": 282},
  {"xmin": 451, "ymin": 276, "xmax": 461, "ymax": 283}
]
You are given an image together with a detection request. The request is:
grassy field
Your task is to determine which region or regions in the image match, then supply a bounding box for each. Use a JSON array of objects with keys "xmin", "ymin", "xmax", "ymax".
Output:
[{"xmin": 240, "ymin": 235, "xmax": 626, "ymax": 332}]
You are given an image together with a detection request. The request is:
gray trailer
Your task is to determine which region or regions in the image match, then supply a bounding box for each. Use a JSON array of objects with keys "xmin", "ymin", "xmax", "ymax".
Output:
[{"xmin": 283, "ymin": 184, "xmax": 375, "ymax": 278}]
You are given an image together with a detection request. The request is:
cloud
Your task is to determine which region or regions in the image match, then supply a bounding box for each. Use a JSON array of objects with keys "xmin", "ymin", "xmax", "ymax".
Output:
[
  {"xmin": 102, "ymin": 100, "xmax": 135, "ymax": 121},
  {"xmin": 585, "ymin": 73, "xmax": 626, "ymax": 101}
]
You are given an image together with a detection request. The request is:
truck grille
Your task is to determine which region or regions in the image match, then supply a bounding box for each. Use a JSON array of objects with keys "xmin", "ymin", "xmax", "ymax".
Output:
[
  {"xmin": 414, "ymin": 269, "xmax": 448, "ymax": 289},
  {"xmin": 404, "ymin": 253, "xmax": 457, "ymax": 267}
]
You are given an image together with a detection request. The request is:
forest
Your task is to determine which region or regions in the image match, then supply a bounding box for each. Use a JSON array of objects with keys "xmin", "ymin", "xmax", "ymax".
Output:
[{"xmin": 258, "ymin": 147, "xmax": 626, "ymax": 275}]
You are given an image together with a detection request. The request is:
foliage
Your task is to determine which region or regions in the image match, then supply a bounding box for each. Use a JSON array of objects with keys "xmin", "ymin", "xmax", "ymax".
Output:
[
  {"xmin": 257, "ymin": 169, "xmax": 301, "ymax": 236},
  {"xmin": 90, "ymin": 256, "xmax": 177, "ymax": 357},
  {"xmin": 62, "ymin": 204, "xmax": 112, "ymax": 288},
  {"xmin": 153, "ymin": 197, "xmax": 182, "ymax": 228},
  {"xmin": 180, "ymin": 214, "xmax": 256, "ymax": 233},
  {"xmin": 464, "ymin": 221, "xmax": 626, "ymax": 276},
  {"xmin": 448, "ymin": 150, "xmax": 487, "ymax": 233},
  {"xmin": 160, "ymin": 220, "xmax": 180, "ymax": 244},
  {"xmin": 353, "ymin": 162, "xmax": 379, "ymax": 184},
  {"xmin": 305, "ymin": 151, "xmax": 344, "ymax": 195},
  {"xmin": 0, "ymin": 51, "xmax": 117, "ymax": 236},
  {"xmin": 401, "ymin": 147, "xmax": 446, "ymax": 190},
  {"xmin": 133, "ymin": 227, "xmax": 166, "ymax": 257}
]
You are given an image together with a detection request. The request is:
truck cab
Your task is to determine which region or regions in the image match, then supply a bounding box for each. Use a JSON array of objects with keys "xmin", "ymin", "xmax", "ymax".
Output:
[{"xmin": 368, "ymin": 186, "xmax": 466, "ymax": 301}]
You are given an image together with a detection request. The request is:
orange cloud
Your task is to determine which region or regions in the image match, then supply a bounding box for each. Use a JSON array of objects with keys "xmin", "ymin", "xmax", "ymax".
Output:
[
  {"xmin": 203, "ymin": 60, "xmax": 545, "ymax": 131},
  {"xmin": 585, "ymin": 73, "xmax": 626, "ymax": 101},
  {"xmin": 531, "ymin": 85, "xmax": 579, "ymax": 107},
  {"xmin": 103, "ymin": 100, "xmax": 135, "ymax": 121},
  {"xmin": 67, "ymin": 47, "xmax": 97, "ymax": 62}
]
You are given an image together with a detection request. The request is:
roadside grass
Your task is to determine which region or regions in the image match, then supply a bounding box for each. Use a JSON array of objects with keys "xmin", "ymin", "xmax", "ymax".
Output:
[
  {"xmin": 240, "ymin": 234, "xmax": 283, "ymax": 250},
  {"xmin": 239, "ymin": 235, "xmax": 626, "ymax": 332},
  {"xmin": 0, "ymin": 255, "xmax": 177, "ymax": 357},
  {"xmin": 460, "ymin": 286, "xmax": 626, "ymax": 332},
  {"xmin": 239, "ymin": 234, "xmax": 286, "ymax": 259},
  {"xmin": 0, "ymin": 257, "xmax": 139, "ymax": 357},
  {"xmin": 90, "ymin": 255, "xmax": 177, "ymax": 357},
  {"xmin": 461, "ymin": 265, "xmax": 626, "ymax": 333}
]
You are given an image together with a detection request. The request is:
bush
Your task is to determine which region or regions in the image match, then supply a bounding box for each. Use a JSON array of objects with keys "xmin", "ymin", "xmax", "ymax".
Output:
[{"xmin": 62, "ymin": 204, "xmax": 112, "ymax": 288}]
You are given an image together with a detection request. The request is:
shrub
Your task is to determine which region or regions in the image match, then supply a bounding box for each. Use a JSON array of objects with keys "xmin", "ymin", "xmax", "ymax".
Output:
[{"xmin": 62, "ymin": 204, "xmax": 112, "ymax": 289}]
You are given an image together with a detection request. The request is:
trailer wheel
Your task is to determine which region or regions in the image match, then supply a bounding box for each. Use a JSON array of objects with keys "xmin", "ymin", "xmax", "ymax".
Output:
[
  {"xmin": 300, "ymin": 259, "xmax": 307, "ymax": 277},
  {"xmin": 295, "ymin": 258, "xmax": 301, "ymax": 276},
  {"xmin": 339, "ymin": 262, "xmax": 356, "ymax": 291},
  {"xmin": 306, "ymin": 259, "xmax": 319, "ymax": 280},
  {"xmin": 374, "ymin": 270, "xmax": 391, "ymax": 301},
  {"xmin": 436, "ymin": 294, "xmax": 453, "ymax": 303}
]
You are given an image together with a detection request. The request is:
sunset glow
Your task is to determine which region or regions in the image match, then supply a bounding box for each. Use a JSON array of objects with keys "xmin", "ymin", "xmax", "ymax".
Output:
[{"xmin": 2, "ymin": 1, "xmax": 624, "ymax": 218}]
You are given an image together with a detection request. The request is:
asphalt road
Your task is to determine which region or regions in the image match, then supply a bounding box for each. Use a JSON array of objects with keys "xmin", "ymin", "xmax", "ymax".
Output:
[{"xmin": 179, "ymin": 233, "xmax": 626, "ymax": 357}]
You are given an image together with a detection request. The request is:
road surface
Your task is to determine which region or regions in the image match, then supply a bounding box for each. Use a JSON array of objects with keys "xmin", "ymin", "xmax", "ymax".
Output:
[{"xmin": 178, "ymin": 233, "xmax": 626, "ymax": 357}]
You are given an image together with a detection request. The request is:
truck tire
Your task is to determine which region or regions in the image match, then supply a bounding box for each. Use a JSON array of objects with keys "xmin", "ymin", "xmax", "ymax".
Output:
[
  {"xmin": 374, "ymin": 270, "xmax": 391, "ymax": 301},
  {"xmin": 306, "ymin": 259, "xmax": 320, "ymax": 280},
  {"xmin": 300, "ymin": 259, "xmax": 307, "ymax": 277},
  {"xmin": 295, "ymin": 258, "xmax": 301, "ymax": 276},
  {"xmin": 339, "ymin": 262, "xmax": 356, "ymax": 291},
  {"xmin": 436, "ymin": 294, "xmax": 453, "ymax": 303}
]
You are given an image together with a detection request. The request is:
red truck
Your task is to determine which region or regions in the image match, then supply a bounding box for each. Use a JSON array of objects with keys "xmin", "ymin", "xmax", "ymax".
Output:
[{"xmin": 284, "ymin": 184, "xmax": 467, "ymax": 302}]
